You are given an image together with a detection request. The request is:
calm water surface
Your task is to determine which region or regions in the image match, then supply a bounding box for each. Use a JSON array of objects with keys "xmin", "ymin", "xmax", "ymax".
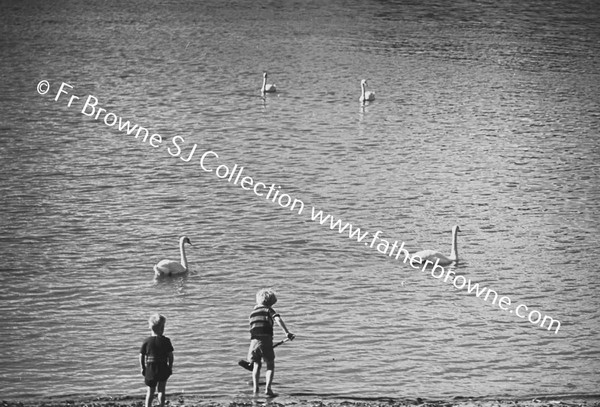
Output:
[{"xmin": 1, "ymin": 0, "xmax": 599, "ymax": 401}]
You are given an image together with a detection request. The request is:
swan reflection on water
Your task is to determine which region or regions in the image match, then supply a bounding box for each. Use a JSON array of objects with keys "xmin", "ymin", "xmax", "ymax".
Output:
[{"xmin": 152, "ymin": 271, "xmax": 190, "ymax": 297}]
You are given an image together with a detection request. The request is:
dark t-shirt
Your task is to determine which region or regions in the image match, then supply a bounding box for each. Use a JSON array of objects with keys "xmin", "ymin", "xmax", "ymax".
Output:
[
  {"xmin": 140, "ymin": 335, "xmax": 174, "ymax": 360},
  {"xmin": 140, "ymin": 335, "xmax": 174, "ymax": 383}
]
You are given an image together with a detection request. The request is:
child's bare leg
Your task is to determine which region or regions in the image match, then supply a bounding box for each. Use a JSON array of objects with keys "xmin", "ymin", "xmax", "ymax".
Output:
[
  {"xmin": 145, "ymin": 386, "xmax": 155, "ymax": 407},
  {"xmin": 265, "ymin": 359, "xmax": 276, "ymax": 396},
  {"xmin": 252, "ymin": 360, "xmax": 261, "ymax": 394},
  {"xmin": 157, "ymin": 381, "xmax": 167, "ymax": 407}
]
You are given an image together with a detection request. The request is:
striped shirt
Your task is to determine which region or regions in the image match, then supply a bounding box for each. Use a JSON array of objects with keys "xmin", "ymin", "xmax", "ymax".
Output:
[{"xmin": 249, "ymin": 305, "xmax": 279, "ymax": 339}]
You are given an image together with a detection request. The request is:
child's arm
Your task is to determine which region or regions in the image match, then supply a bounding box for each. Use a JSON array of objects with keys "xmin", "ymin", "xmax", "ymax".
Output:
[
  {"xmin": 139, "ymin": 354, "xmax": 146, "ymax": 376},
  {"xmin": 274, "ymin": 315, "xmax": 295, "ymax": 340},
  {"xmin": 167, "ymin": 351, "xmax": 174, "ymax": 372}
]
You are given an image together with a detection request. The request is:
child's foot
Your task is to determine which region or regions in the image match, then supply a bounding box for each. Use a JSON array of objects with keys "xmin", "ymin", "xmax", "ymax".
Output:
[{"xmin": 265, "ymin": 390, "xmax": 278, "ymax": 398}]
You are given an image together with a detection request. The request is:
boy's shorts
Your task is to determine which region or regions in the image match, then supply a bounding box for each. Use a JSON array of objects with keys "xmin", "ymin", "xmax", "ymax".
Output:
[{"xmin": 248, "ymin": 337, "xmax": 275, "ymax": 362}]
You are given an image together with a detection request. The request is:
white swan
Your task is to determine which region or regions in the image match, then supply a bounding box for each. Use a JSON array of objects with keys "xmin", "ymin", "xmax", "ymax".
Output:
[
  {"xmin": 261, "ymin": 72, "xmax": 276, "ymax": 93},
  {"xmin": 411, "ymin": 225, "xmax": 460, "ymax": 266},
  {"xmin": 153, "ymin": 236, "xmax": 192, "ymax": 278},
  {"xmin": 359, "ymin": 79, "xmax": 375, "ymax": 103}
]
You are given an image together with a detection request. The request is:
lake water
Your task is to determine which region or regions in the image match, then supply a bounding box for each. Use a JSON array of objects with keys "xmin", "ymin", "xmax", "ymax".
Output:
[{"xmin": 1, "ymin": 0, "xmax": 599, "ymax": 401}]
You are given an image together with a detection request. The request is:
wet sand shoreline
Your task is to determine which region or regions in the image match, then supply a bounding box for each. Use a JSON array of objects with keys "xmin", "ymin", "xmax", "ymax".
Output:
[{"xmin": 3, "ymin": 394, "xmax": 599, "ymax": 407}]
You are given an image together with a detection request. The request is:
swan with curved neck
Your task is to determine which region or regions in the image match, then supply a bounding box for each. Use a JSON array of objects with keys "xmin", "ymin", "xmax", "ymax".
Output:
[
  {"xmin": 153, "ymin": 236, "xmax": 192, "ymax": 278},
  {"xmin": 261, "ymin": 72, "xmax": 276, "ymax": 93},
  {"xmin": 359, "ymin": 79, "xmax": 375, "ymax": 103},
  {"xmin": 411, "ymin": 225, "xmax": 460, "ymax": 266}
]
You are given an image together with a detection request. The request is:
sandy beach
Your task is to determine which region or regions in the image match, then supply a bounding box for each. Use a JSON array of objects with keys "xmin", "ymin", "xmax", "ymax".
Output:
[{"xmin": 3, "ymin": 395, "xmax": 600, "ymax": 407}]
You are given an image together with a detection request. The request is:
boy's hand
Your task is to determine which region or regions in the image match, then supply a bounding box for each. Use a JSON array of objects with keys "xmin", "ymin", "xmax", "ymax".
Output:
[{"xmin": 286, "ymin": 332, "xmax": 295, "ymax": 341}]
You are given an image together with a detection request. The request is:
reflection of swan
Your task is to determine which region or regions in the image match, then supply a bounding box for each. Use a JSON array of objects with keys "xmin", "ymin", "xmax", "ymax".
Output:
[
  {"xmin": 154, "ymin": 236, "xmax": 192, "ymax": 278},
  {"xmin": 261, "ymin": 72, "xmax": 276, "ymax": 93},
  {"xmin": 411, "ymin": 226, "xmax": 460, "ymax": 266},
  {"xmin": 359, "ymin": 79, "xmax": 375, "ymax": 103}
]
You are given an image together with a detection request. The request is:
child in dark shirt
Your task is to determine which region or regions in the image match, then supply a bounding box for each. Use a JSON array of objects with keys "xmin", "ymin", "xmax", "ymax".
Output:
[
  {"xmin": 139, "ymin": 314, "xmax": 174, "ymax": 407},
  {"xmin": 245, "ymin": 289, "xmax": 294, "ymax": 397}
]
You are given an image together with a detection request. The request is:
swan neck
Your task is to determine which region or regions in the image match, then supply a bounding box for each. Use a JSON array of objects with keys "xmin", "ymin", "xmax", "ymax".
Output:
[
  {"xmin": 261, "ymin": 77, "xmax": 266, "ymax": 92},
  {"xmin": 360, "ymin": 82, "xmax": 366, "ymax": 98},
  {"xmin": 179, "ymin": 240, "xmax": 188, "ymax": 271},
  {"xmin": 450, "ymin": 228, "xmax": 458, "ymax": 260}
]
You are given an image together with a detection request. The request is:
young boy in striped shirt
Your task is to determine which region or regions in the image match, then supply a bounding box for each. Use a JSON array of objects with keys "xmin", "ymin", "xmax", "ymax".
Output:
[{"xmin": 243, "ymin": 288, "xmax": 295, "ymax": 397}]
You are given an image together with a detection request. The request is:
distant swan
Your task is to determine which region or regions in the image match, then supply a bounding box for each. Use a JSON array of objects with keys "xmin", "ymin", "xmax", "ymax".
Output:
[
  {"xmin": 261, "ymin": 72, "xmax": 276, "ymax": 93},
  {"xmin": 153, "ymin": 236, "xmax": 192, "ymax": 278},
  {"xmin": 359, "ymin": 79, "xmax": 375, "ymax": 103},
  {"xmin": 411, "ymin": 226, "xmax": 460, "ymax": 266}
]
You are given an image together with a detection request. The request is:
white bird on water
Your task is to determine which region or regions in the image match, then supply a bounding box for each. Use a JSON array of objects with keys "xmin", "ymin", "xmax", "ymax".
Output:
[
  {"xmin": 411, "ymin": 225, "xmax": 461, "ymax": 267},
  {"xmin": 261, "ymin": 72, "xmax": 277, "ymax": 93},
  {"xmin": 359, "ymin": 79, "xmax": 375, "ymax": 103},
  {"xmin": 153, "ymin": 236, "xmax": 192, "ymax": 278}
]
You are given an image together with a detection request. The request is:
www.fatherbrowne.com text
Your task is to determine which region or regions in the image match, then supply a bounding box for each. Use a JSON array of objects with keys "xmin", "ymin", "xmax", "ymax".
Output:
[{"xmin": 37, "ymin": 80, "xmax": 562, "ymax": 334}]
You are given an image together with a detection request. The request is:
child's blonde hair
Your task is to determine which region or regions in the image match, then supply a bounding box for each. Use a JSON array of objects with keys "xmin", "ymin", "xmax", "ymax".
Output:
[
  {"xmin": 256, "ymin": 288, "xmax": 278, "ymax": 307},
  {"xmin": 148, "ymin": 313, "xmax": 166, "ymax": 335}
]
